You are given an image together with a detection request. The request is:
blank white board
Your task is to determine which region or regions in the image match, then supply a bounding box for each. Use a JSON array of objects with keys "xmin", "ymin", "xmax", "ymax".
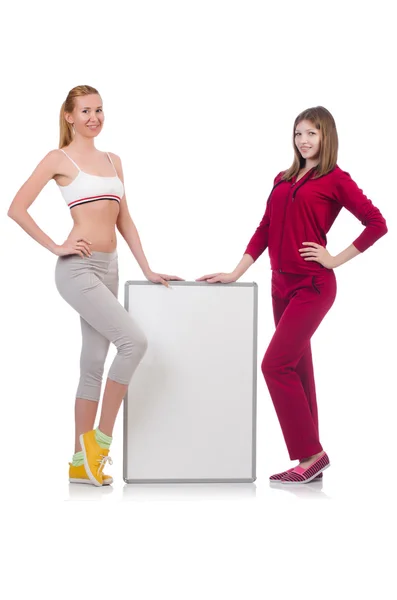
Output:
[{"xmin": 123, "ymin": 281, "xmax": 258, "ymax": 483}]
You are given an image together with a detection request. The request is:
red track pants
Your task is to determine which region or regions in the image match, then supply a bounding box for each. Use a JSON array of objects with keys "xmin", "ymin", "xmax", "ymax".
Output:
[{"xmin": 262, "ymin": 269, "xmax": 337, "ymax": 460}]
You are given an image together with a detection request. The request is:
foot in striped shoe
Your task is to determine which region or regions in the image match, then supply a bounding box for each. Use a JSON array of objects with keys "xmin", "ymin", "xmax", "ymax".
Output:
[
  {"xmin": 269, "ymin": 468, "xmax": 294, "ymax": 482},
  {"xmin": 270, "ymin": 468, "xmax": 323, "ymax": 483},
  {"xmin": 281, "ymin": 452, "xmax": 330, "ymax": 484}
]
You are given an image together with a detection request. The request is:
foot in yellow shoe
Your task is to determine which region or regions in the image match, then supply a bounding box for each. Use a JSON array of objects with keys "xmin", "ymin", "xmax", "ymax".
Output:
[
  {"xmin": 79, "ymin": 430, "xmax": 113, "ymax": 487},
  {"xmin": 68, "ymin": 463, "xmax": 113, "ymax": 486}
]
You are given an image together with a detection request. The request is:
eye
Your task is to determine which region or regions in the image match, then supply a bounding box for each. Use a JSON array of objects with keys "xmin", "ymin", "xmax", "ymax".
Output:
[
  {"xmin": 309, "ymin": 131, "xmax": 316, "ymax": 135},
  {"xmin": 82, "ymin": 109, "xmax": 88, "ymax": 113},
  {"xmin": 295, "ymin": 132, "xmax": 301, "ymax": 136},
  {"xmin": 97, "ymin": 109, "xmax": 103, "ymax": 113}
]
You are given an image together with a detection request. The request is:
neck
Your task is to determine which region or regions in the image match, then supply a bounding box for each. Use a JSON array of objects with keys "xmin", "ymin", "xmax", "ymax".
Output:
[
  {"xmin": 69, "ymin": 134, "xmax": 96, "ymax": 152},
  {"xmin": 303, "ymin": 159, "xmax": 319, "ymax": 170}
]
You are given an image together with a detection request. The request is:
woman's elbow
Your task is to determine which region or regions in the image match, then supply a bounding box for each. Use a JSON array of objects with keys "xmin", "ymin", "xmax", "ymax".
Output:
[{"xmin": 7, "ymin": 206, "xmax": 27, "ymax": 221}]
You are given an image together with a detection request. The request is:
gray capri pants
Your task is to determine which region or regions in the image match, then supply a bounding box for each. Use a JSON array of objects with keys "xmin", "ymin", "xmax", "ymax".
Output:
[{"xmin": 55, "ymin": 250, "xmax": 148, "ymax": 401}]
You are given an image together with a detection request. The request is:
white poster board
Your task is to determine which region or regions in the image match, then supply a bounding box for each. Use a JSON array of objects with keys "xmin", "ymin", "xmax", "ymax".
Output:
[{"xmin": 123, "ymin": 281, "xmax": 258, "ymax": 483}]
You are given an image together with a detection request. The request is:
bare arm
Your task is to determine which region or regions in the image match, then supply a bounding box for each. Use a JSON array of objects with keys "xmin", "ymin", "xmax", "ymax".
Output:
[
  {"xmin": 118, "ymin": 215, "xmax": 152, "ymax": 276},
  {"xmin": 7, "ymin": 150, "xmax": 91, "ymax": 257},
  {"xmin": 197, "ymin": 192, "xmax": 272, "ymax": 283},
  {"xmin": 232, "ymin": 253, "xmax": 255, "ymax": 278},
  {"xmin": 109, "ymin": 153, "xmax": 152, "ymax": 276},
  {"xmin": 196, "ymin": 254, "xmax": 254, "ymax": 283},
  {"xmin": 7, "ymin": 150, "xmax": 61, "ymax": 253},
  {"xmin": 332, "ymin": 243, "xmax": 362, "ymax": 268}
]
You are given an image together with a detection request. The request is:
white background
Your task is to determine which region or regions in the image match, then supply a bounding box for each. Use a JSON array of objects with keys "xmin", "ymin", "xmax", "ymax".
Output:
[{"xmin": 1, "ymin": 1, "xmax": 395, "ymax": 598}]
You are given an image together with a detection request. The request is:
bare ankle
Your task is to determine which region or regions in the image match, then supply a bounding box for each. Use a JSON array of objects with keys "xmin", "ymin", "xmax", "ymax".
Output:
[{"xmin": 300, "ymin": 451, "xmax": 324, "ymax": 463}]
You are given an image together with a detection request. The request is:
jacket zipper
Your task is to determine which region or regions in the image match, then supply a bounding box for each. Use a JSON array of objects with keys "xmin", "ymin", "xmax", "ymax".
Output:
[
  {"xmin": 291, "ymin": 172, "xmax": 312, "ymax": 201},
  {"xmin": 278, "ymin": 170, "xmax": 313, "ymax": 272}
]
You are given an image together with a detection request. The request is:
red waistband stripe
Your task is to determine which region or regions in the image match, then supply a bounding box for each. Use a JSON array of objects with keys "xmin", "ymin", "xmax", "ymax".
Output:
[{"xmin": 68, "ymin": 195, "xmax": 121, "ymax": 208}]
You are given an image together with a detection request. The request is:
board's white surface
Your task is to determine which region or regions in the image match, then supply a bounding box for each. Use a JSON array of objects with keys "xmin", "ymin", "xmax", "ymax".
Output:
[{"xmin": 123, "ymin": 282, "xmax": 257, "ymax": 482}]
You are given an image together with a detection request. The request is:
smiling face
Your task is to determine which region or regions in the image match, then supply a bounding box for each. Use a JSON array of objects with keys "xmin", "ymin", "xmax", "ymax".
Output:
[
  {"xmin": 294, "ymin": 119, "xmax": 321, "ymax": 163},
  {"xmin": 65, "ymin": 93, "xmax": 104, "ymax": 139}
]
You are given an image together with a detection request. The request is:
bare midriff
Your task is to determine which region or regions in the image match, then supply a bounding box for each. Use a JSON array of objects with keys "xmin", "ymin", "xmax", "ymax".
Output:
[{"xmin": 67, "ymin": 200, "xmax": 120, "ymax": 252}]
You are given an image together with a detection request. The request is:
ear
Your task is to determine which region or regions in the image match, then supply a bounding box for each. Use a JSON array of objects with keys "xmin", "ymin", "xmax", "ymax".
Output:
[{"xmin": 64, "ymin": 112, "xmax": 74, "ymax": 125}]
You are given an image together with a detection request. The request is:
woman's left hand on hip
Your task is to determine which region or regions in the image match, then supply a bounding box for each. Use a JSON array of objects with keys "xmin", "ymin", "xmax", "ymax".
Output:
[{"xmin": 299, "ymin": 242, "xmax": 335, "ymax": 269}]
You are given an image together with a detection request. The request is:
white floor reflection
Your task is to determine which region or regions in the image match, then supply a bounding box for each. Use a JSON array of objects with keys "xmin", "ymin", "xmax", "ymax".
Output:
[
  {"xmin": 122, "ymin": 482, "xmax": 257, "ymax": 501},
  {"xmin": 66, "ymin": 482, "xmax": 115, "ymax": 501},
  {"xmin": 65, "ymin": 478, "xmax": 333, "ymax": 501},
  {"xmin": 269, "ymin": 479, "xmax": 331, "ymax": 500}
]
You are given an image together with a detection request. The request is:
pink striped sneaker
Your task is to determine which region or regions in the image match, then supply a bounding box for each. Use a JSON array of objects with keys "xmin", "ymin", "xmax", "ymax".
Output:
[
  {"xmin": 270, "ymin": 468, "xmax": 323, "ymax": 483},
  {"xmin": 281, "ymin": 453, "xmax": 330, "ymax": 484}
]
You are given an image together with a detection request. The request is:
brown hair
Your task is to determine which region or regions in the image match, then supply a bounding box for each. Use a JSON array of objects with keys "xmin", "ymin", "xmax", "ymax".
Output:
[
  {"xmin": 59, "ymin": 85, "xmax": 100, "ymax": 148},
  {"xmin": 282, "ymin": 106, "xmax": 338, "ymax": 181}
]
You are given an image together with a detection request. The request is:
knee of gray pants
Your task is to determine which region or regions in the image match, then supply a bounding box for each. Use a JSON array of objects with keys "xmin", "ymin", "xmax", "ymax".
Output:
[
  {"xmin": 120, "ymin": 329, "xmax": 148, "ymax": 360},
  {"xmin": 108, "ymin": 328, "xmax": 148, "ymax": 385}
]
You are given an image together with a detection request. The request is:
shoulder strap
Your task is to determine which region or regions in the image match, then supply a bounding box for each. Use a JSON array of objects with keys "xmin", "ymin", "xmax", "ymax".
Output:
[
  {"xmin": 60, "ymin": 149, "xmax": 81, "ymax": 171},
  {"xmin": 106, "ymin": 152, "xmax": 118, "ymax": 175}
]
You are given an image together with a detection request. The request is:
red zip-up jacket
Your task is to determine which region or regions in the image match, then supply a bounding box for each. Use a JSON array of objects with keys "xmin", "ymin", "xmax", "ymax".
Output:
[{"xmin": 244, "ymin": 165, "xmax": 388, "ymax": 274}]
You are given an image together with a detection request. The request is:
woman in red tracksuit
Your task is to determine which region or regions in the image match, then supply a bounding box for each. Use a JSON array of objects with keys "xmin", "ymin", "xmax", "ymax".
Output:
[{"xmin": 197, "ymin": 105, "xmax": 388, "ymax": 484}]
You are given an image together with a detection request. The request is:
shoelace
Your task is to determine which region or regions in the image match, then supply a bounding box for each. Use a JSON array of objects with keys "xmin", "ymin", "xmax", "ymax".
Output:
[{"xmin": 97, "ymin": 454, "xmax": 113, "ymax": 475}]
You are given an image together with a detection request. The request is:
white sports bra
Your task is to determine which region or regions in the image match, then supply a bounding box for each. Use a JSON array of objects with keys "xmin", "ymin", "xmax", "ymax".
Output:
[{"xmin": 56, "ymin": 149, "xmax": 125, "ymax": 209}]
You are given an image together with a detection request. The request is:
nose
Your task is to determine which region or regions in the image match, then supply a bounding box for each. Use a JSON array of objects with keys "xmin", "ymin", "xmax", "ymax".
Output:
[{"xmin": 88, "ymin": 113, "xmax": 100, "ymax": 123}]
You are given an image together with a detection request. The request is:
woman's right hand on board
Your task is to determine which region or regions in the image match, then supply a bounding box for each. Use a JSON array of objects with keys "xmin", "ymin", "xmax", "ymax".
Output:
[
  {"xmin": 53, "ymin": 237, "xmax": 93, "ymax": 257},
  {"xmin": 195, "ymin": 272, "xmax": 238, "ymax": 284}
]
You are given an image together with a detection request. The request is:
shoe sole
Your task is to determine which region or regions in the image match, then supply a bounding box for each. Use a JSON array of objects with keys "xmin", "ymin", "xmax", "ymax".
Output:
[
  {"xmin": 270, "ymin": 475, "xmax": 323, "ymax": 483},
  {"xmin": 69, "ymin": 477, "xmax": 113, "ymax": 486},
  {"xmin": 79, "ymin": 433, "xmax": 103, "ymax": 487},
  {"xmin": 281, "ymin": 463, "xmax": 330, "ymax": 485}
]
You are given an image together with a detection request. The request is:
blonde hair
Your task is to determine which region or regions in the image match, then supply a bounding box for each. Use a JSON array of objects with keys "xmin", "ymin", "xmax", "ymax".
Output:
[
  {"xmin": 282, "ymin": 106, "xmax": 338, "ymax": 181},
  {"xmin": 59, "ymin": 85, "xmax": 100, "ymax": 148}
]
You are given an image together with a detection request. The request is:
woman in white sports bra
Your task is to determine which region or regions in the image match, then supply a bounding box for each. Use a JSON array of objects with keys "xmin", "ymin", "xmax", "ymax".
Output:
[{"xmin": 7, "ymin": 84, "xmax": 183, "ymax": 487}]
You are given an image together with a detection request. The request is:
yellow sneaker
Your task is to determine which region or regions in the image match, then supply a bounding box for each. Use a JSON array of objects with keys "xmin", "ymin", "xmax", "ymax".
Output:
[
  {"xmin": 80, "ymin": 430, "xmax": 113, "ymax": 487},
  {"xmin": 68, "ymin": 463, "xmax": 113, "ymax": 486}
]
